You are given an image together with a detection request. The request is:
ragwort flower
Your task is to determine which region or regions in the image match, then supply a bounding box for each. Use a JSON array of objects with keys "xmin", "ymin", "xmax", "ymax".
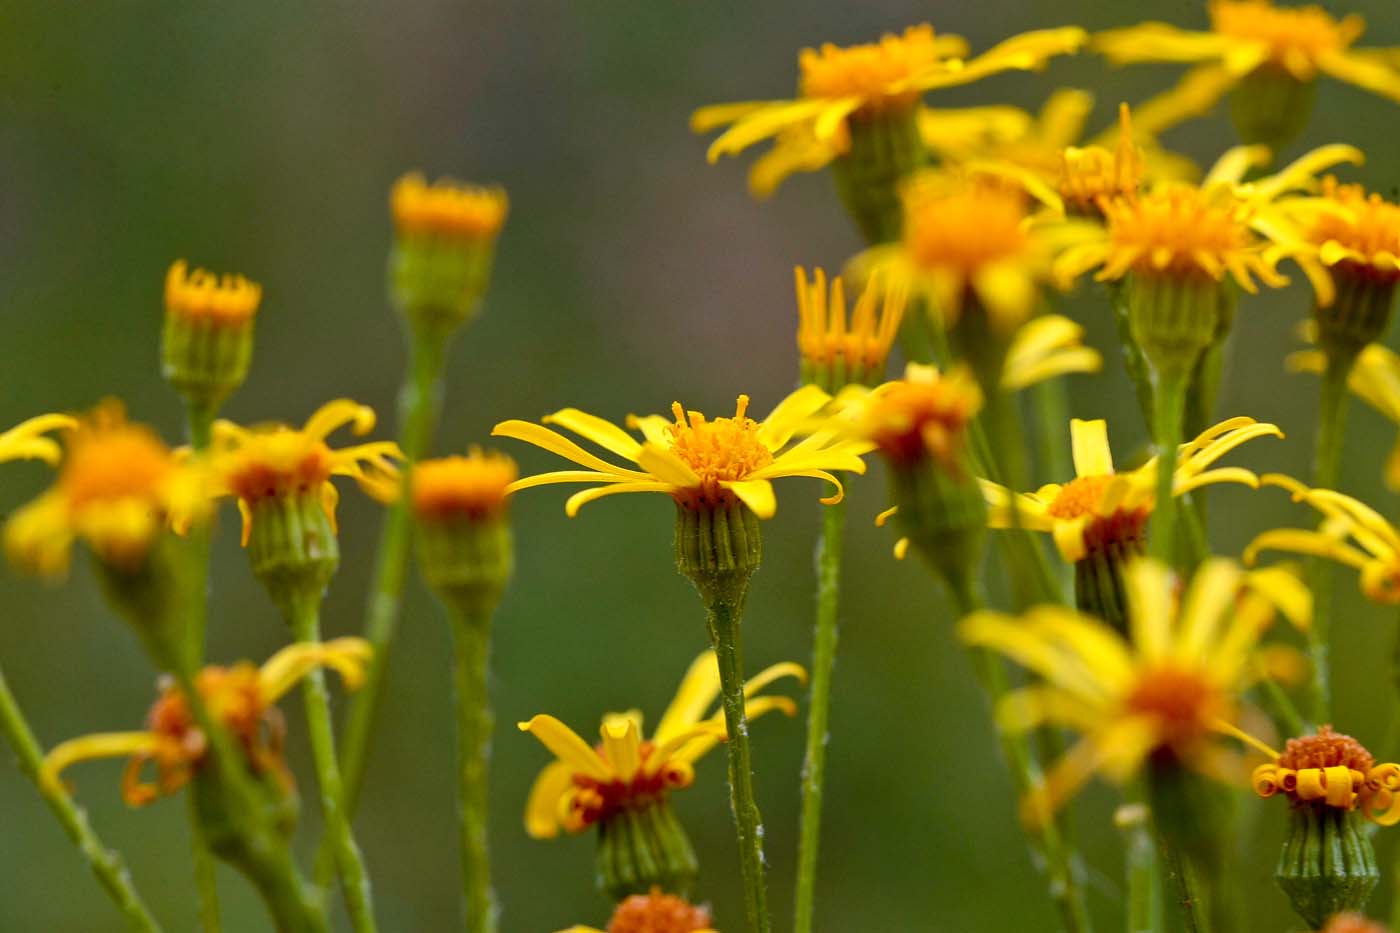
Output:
[{"xmin": 560, "ymin": 888, "xmax": 716, "ymax": 933}]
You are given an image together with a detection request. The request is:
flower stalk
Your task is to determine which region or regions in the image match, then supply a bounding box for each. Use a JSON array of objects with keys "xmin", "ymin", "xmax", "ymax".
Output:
[{"xmin": 449, "ymin": 607, "xmax": 499, "ymax": 933}]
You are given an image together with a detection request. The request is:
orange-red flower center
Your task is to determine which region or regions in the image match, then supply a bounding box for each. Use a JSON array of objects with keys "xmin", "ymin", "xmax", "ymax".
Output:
[
  {"xmin": 608, "ymin": 888, "xmax": 713, "ymax": 933},
  {"xmin": 60, "ymin": 410, "xmax": 176, "ymax": 510},
  {"xmin": 1125, "ymin": 666, "xmax": 1224, "ymax": 751},
  {"xmin": 566, "ymin": 741, "xmax": 692, "ymax": 831},
  {"xmin": 224, "ymin": 432, "xmax": 334, "ymax": 505},
  {"xmin": 902, "ymin": 178, "xmax": 1031, "ymax": 276},
  {"xmin": 411, "ymin": 453, "xmax": 516, "ymax": 520},
  {"xmin": 798, "ymin": 24, "xmax": 943, "ymax": 110},
  {"xmin": 664, "ymin": 396, "xmax": 773, "ymax": 509},
  {"xmin": 1277, "ymin": 725, "xmax": 1375, "ymax": 773}
]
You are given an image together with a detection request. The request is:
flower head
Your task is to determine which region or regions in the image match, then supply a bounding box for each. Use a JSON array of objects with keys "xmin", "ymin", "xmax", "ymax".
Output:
[
  {"xmin": 985, "ymin": 416, "xmax": 1282, "ymax": 563},
  {"xmin": 41, "ymin": 638, "xmax": 371, "ymax": 805},
  {"xmin": 209, "ymin": 400, "xmax": 402, "ymax": 545},
  {"xmin": 391, "ymin": 172, "xmax": 509, "ymax": 241},
  {"xmin": 1323, "ymin": 914, "xmax": 1389, "ymax": 933},
  {"xmin": 1270, "ymin": 176, "xmax": 1400, "ymax": 307},
  {"xmin": 5, "ymin": 403, "xmax": 205, "ymax": 577},
  {"xmin": 1252, "ymin": 726, "xmax": 1400, "ymax": 825},
  {"xmin": 1247, "ymin": 474, "xmax": 1400, "ymax": 603},
  {"xmin": 560, "ymin": 888, "xmax": 716, "ymax": 933},
  {"xmin": 794, "ymin": 267, "xmax": 906, "ymax": 391},
  {"xmin": 692, "ymin": 25, "xmax": 1086, "ymax": 196},
  {"xmin": 961, "ymin": 558, "xmax": 1305, "ymax": 823},
  {"xmin": 519, "ymin": 650, "xmax": 805, "ymax": 838},
  {"xmin": 164, "ymin": 260, "xmax": 261, "ymax": 326},
  {"xmin": 493, "ymin": 386, "xmax": 867, "ymax": 518},
  {"xmin": 411, "ymin": 449, "xmax": 517, "ymax": 521},
  {"xmin": 836, "ymin": 364, "xmax": 982, "ymax": 469}
]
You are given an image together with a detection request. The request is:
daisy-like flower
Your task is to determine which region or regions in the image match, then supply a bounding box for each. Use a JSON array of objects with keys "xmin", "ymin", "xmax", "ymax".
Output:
[
  {"xmin": 1246, "ymin": 474, "xmax": 1400, "ymax": 603},
  {"xmin": 1252, "ymin": 726, "xmax": 1400, "ymax": 825},
  {"xmin": 982, "ymin": 416, "xmax": 1282, "ymax": 564},
  {"xmin": 492, "ymin": 386, "xmax": 867, "ymax": 519},
  {"xmin": 1095, "ymin": 1, "xmax": 1400, "ymax": 140},
  {"xmin": 208, "ymin": 399, "xmax": 402, "ymax": 546},
  {"xmin": 960, "ymin": 558, "xmax": 1305, "ymax": 824},
  {"xmin": 5, "ymin": 402, "xmax": 204, "ymax": 577},
  {"xmin": 692, "ymin": 24, "xmax": 1087, "ymax": 198},
  {"xmin": 560, "ymin": 888, "xmax": 716, "ymax": 933},
  {"xmin": 1270, "ymin": 176, "xmax": 1400, "ymax": 309},
  {"xmin": 1000, "ymin": 315, "xmax": 1103, "ymax": 391},
  {"xmin": 411, "ymin": 448, "xmax": 517, "ymax": 612},
  {"xmin": 794, "ymin": 267, "xmax": 906, "ymax": 392},
  {"xmin": 519, "ymin": 650, "xmax": 805, "ymax": 839},
  {"xmin": 1290, "ymin": 340, "xmax": 1400, "ymax": 488},
  {"xmin": 41, "ymin": 638, "xmax": 371, "ymax": 805}
]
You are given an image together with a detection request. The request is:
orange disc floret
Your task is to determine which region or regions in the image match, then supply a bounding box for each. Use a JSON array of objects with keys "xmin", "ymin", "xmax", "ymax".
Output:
[
  {"xmin": 222, "ymin": 432, "xmax": 335, "ymax": 505},
  {"xmin": 1099, "ymin": 186, "xmax": 1271, "ymax": 284},
  {"xmin": 608, "ymin": 887, "xmax": 714, "ymax": 933},
  {"xmin": 411, "ymin": 450, "xmax": 518, "ymax": 520},
  {"xmin": 1058, "ymin": 105, "xmax": 1144, "ymax": 215},
  {"xmin": 1046, "ymin": 475, "xmax": 1114, "ymax": 520},
  {"xmin": 665, "ymin": 396, "xmax": 774, "ymax": 509},
  {"xmin": 164, "ymin": 260, "xmax": 261, "ymax": 325},
  {"xmin": 1278, "ymin": 725, "xmax": 1375, "ymax": 774},
  {"xmin": 1208, "ymin": 0, "xmax": 1363, "ymax": 75},
  {"xmin": 798, "ymin": 24, "xmax": 945, "ymax": 109},
  {"xmin": 902, "ymin": 176, "xmax": 1030, "ymax": 278},
  {"xmin": 566, "ymin": 742, "xmax": 694, "ymax": 833},
  {"xmin": 1308, "ymin": 177, "xmax": 1400, "ymax": 284},
  {"xmin": 860, "ymin": 368, "xmax": 981, "ymax": 466},
  {"xmin": 59, "ymin": 403, "xmax": 177, "ymax": 510},
  {"xmin": 391, "ymin": 172, "xmax": 509, "ymax": 240},
  {"xmin": 1125, "ymin": 666, "xmax": 1226, "ymax": 753},
  {"xmin": 1322, "ymin": 912, "xmax": 1388, "ymax": 933}
]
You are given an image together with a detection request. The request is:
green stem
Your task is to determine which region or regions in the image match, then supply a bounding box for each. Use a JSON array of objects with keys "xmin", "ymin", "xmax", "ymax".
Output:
[
  {"xmin": 1306, "ymin": 355, "xmax": 1351, "ymax": 726},
  {"xmin": 1119, "ymin": 796, "xmax": 1164, "ymax": 933},
  {"xmin": 1148, "ymin": 367, "xmax": 1190, "ymax": 565},
  {"xmin": 793, "ymin": 495, "xmax": 845, "ymax": 933},
  {"xmin": 1157, "ymin": 837, "xmax": 1208, "ymax": 933},
  {"xmin": 0, "ymin": 666, "xmax": 163, "ymax": 932},
  {"xmin": 704, "ymin": 596, "xmax": 771, "ymax": 933},
  {"xmin": 184, "ymin": 400, "xmax": 221, "ymax": 933},
  {"xmin": 1031, "ymin": 376, "xmax": 1072, "ymax": 487},
  {"xmin": 287, "ymin": 596, "xmax": 378, "ymax": 933},
  {"xmin": 449, "ymin": 607, "xmax": 498, "ymax": 933},
  {"xmin": 336, "ymin": 329, "xmax": 448, "ymax": 833},
  {"xmin": 951, "ymin": 574, "xmax": 1092, "ymax": 933},
  {"xmin": 233, "ymin": 835, "xmax": 331, "ymax": 933}
]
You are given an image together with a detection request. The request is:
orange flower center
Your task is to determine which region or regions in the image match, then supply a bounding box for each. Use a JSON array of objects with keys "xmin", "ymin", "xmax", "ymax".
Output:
[
  {"xmin": 608, "ymin": 888, "xmax": 714, "ymax": 933},
  {"xmin": 1277, "ymin": 725, "xmax": 1375, "ymax": 773},
  {"xmin": 391, "ymin": 172, "xmax": 509, "ymax": 239},
  {"xmin": 1102, "ymin": 187, "xmax": 1252, "ymax": 280},
  {"xmin": 1309, "ymin": 177, "xmax": 1400, "ymax": 283},
  {"xmin": 798, "ymin": 24, "xmax": 945, "ymax": 110},
  {"xmin": 1209, "ymin": 0, "xmax": 1362, "ymax": 73},
  {"xmin": 1046, "ymin": 475, "xmax": 1113, "ymax": 519},
  {"xmin": 664, "ymin": 397, "xmax": 773, "ymax": 508},
  {"xmin": 1059, "ymin": 106, "xmax": 1143, "ymax": 216},
  {"xmin": 863, "ymin": 376, "xmax": 979, "ymax": 465},
  {"xmin": 1125, "ymin": 666, "xmax": 1224, "ymax": 751},
  {"xmin": 165, "ymin": 260, "xmax": 261, "ymax": 325},
  {"xmin": 902, "ymin": 178, "xmax": 1031, "ymax": 277},
  {"xmin": 566, "ymin": 742, "xmax": 692, "ymax": 832},
  {"xmin": 1323, "ymin": 913, "xmax": 1388, "ymax": 933},
  {"xmin": 61, "ymin": 413, "xmax": 176, "ymax": 510},
  {"xmin": 224, "ymin": 431, "xmax": 334, "ymax": 505},
  {"xmin": 411, "ymin": 452, "xmax": 516, "ymax": 520}
]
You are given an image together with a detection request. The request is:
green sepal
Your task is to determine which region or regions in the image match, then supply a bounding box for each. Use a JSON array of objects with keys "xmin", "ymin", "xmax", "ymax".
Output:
[
  {"xmin": 674, "ymin": 500, "xmax": 762, "ymax": 608},
  {"xmin": 830, "ymin": 108, "xmax": 926, "ymax": 246},
  {"xmin": 416, "ymin": 513, "xmax": 513, "ymax": 618},
  {"xmin": 888, "ymin": 456, "xmax": 986, "ymax": 594},
  {"xmin": 390, "ymin": 232, "xmax": 496, "ymax": 337},
  {"xmin": 246, "ymin": 493, "xmax": 340, "ymax": 616},
  {"xmin": 1275, "ymin": 804, "xmax": 1380, "ymax": 928},
  {"xmin": 161, "ymin": 313, "xmax": 254, "ymax": 413},
  {"xmin": 92, "ymin": 533, "xmax": 201, "ymax": 675},
  {"xmin": 1229, "ymin": 67, "xmax": 1317, "ymax": 152},
  {"xmin": 1073, "ymin": 537, "xmax": 1143, "ymax": 635},
  {"xmin": 595, "ymin": 798, "xmax": 700, "ymax": 902},
  {"xmin": 1315, "ymin": 270, "xmax": 1400, "ymax": 366},
  {"xmin": 1124, "ymin": 271, "xmax": 1233, "ymax": 378}
]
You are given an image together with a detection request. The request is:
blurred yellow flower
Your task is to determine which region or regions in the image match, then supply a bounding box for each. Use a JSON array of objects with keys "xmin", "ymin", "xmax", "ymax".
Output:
[
  {"xmin": 961, "ymin": 558, "xmax": 1304, "ymax": 824},
  {"xmin": 518, "ymin": 650, "xmax": 804, "ymax": 838},
  {"xmin": 1265, "ymin": 176, "xmax": 1400, "ymax": 307},
  {"xmin": 391, "ymin": 172, "xmax": 509, "ymax": 241},
  {"xmin": 1000, "ymin": 315, "xmax": 1103, "ymax": 391},
  {"xmin": 493, "ymin": 387, "xmax": 868, "ymax": 518},
  {"xmin": 558, "ymin": 887, "xmax": 717, "ymax": 933},
  {"xmin": 164, "ymin": 260, "xmax": 262, "ymax": 326},
  {"xmin": 410, "ymin": 448, "xmax": 517, "ymax": 521},
  {"xmin": 794, "ymin": 267, "xmax": 906, "ymax": 390}
]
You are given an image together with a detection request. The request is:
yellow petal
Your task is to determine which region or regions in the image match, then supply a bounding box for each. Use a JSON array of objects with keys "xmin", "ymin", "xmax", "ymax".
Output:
[
  {"xmin": 600, "ymin": 715, "xmax": 642, "ymax": 779},
  {"xmin": 492, "ymin": 420, "xmax": 646, "ymax": 477},
  {"xmin": 41, "ymin": 731, "xmax": 169, "ymax": 795},
  {"xmin": 542, "ymin": 409, "xmax": 643, "ymax": 461},
  {"xmin": 1070, "ymin": 419, "xmax": 1113, "ymax": 477},
  {"xmin": 725, "ymin": 479, "xmax": 776, "ymax": 518},
  {"xmin": 524, "ymin": 760, "xmax": 575, "ymax": 839},
  {"xmin": 564, "ymin": 482, "xmax": 674, "ymax": 517},
  {"xmin": 518, "ymin": 715, "xmax": 611, "ymax": 781},
  {"xmin": 653, "ymin": 651, "xmax": 721, "ymax": 746}
]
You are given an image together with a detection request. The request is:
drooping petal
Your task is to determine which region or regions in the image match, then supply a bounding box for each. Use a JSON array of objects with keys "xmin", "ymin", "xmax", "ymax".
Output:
[
  {"xmin": 492, "ymin": 420, "xmax": 647, "ymax": 478},
  {"xmin": 564, "ymin": 482, "xmax": 676, "ymax": 517},
  {"xmin": 517, "ymin": 715, "xmax": 611, "ymax": 781},
  {"xmin": 725, "ymin": 479, "xmax": 777, "ymax": 518},
  {"xmin": 653, "ymin": 651, "xmax": 722, "ymax": 745},
  {"xmin": 524, "ymin": 761, "xmax": 576, "ymax": 839}
]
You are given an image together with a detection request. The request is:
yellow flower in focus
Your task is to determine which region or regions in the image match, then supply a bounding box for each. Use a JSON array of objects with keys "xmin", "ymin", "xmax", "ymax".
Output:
[
  {"xmin": 961, "ymin": 558, "xmax": 1305, "ymax": 824},
  {"xmin": 794, "ymin": 267, "xmax": 906, "ymax": 390},
  {"xmin": 208, "ymin": 400, "xmax": 402, "ymax": 545},
  {"xmin": 1290, "ymin": 340, "xmax": 1400, "ymax": 489},
  {"xmin": 559, "ymin": 888, "xmax": 717, "ymax": 933},
  {"xmin": 410, "ymin": 448, "xmax": 517, "ymax": 521},
  {"xmin": 983, "ymin": 416, "xmax": 1281, "ymax": 563},
  {"xmin": 164, "ymin": 260, "xmax": 261, "ymax": 326},
  {"xmin": 519, "ymin": 650, "xmax": 805, "ymax": 838},
  {"xmin": 1095, "ymin": 1, "xmax": 1400, "ymax": 109},
  {"xmin": 1247, "ymin": 474, "xmax": 1400, "ymax": 603},
  {"xmin": 391, "ymin": 172, "xmax": 509, "ymax": 241},
  {"xmin": 691, "ymin": 24, "xmax": 1086, "ymax": 196},
  {"xmin": 1251, "ymin": 725, "xmax": 1400, "ymax": 826},
  {"xmin": 492, "ymin": 386, "xmax": 868, "ymax": 518},
  {"xmin": 41, "ymin": 638, "xmax": 370, "ymax": 806},
  {"xmin": 5, "ymin": 403, "xmax": 205, "ymax": 577}
]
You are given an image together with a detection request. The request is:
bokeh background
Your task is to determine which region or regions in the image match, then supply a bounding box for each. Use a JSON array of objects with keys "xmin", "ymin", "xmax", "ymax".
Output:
[{"xmin": 3, "ymin": 1, "xmax": 1400, "ymax": 930}]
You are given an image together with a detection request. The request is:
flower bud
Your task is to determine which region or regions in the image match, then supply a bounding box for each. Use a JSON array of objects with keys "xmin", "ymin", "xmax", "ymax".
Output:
[
  {"xmin": 412, "ymin": 451, "xmax": 516, "ymax": 617},
  {"xmin": 161, "ymin": 261, "xmax": 261, "ymax": 414}
]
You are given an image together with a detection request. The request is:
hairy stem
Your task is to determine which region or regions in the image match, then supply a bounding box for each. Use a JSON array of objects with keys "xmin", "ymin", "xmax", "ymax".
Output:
[{"xmin": 449, "ymin": 608, "xmax": 498, "ymax": 933}]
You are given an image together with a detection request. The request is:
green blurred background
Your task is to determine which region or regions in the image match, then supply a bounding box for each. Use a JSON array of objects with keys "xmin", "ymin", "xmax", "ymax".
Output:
[{"xmin": 3, "ymin": 1, "xmax": 1400, "ymax": 930}]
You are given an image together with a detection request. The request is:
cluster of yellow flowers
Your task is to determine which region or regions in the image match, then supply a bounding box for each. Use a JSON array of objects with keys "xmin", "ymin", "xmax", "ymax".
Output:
[{"xmin": 9, "ymin": 2, "xmax": 1400, "ymax": 932}]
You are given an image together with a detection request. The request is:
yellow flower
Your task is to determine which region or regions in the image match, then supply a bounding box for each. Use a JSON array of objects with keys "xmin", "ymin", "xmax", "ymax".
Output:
[
  {"xmin": 960, "ymin": 558, "xmax": 1305, "ymax": 824},
  {"xmin": 41, "ymin": 638, "xmax": 371, "ymax": 806},
  {"xmin": 691, "ymin": 24, "xmax": 1086, "ymax": 197},
  {"xmin": 832, "ymin": 363, "xmax": 982, "ymax": 469},
  {"xmin": 5, "ymin": 402, "xmax": 205, "ymax": 577},
  {"xmin": 391, "ymin": 172, "xmax": 509, "ymax": 241},
  {"xmin": 1290, "ymin": 339, "xmax": 1400, "ymax": 488},
  {"xmin": 518, "ymin": 650, "xmax": 805, "ymax": 838},
  {"xmin": 1246, "ymin": 474, "xmax": 1400, "ymax": 603},
  {"xmin": 559, "ymin": 888, "xmax": 717, "ymax": 933},
  {"xmin": 794, "ymin": 266, "xmax": 906, "ymax": 389},
  {"xmin": 492, "ymin": 386, "xmax": 868, "ymax": 518},
  {"xmin": 164, "ymin": 260, "xmax": 262, "ymax": 326},
  {"xmin": 1000, "ymin": 314, "xmax": 1103, "ymax": 391},
  {"xmin": 982, "ymin": 416, "xmax": 1282, "ymax": 563},
  {"xmin": 1095, "ymin": 0, "xmax": 1400, "ymax": 106},
  {"xmin": 1251, "ymin": 725, "xmax": 1400, "ymax": 826},
  {"xmin": 1264, "ymin": 176, "xmax": 1400, "ymax": 307},
  {"xmin": 208, "ymin": 400, "xmax": 403, "ymax": 545},
  {"xmin": 0, "ymin": 412, "xmax": 75, "ymax": 467},
  {"xmin": 410, "ymin": 448, "xmax": 517, "ymax": 521}
]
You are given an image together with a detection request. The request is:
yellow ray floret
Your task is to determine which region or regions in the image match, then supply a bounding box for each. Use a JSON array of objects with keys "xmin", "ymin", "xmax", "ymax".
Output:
[
  {"xmin": 519, "ymin": 650, "xmax": 805, "ymax": 838},
  {"xmin": 1000, "ymin": 315, "xmax": 1103, "ymax": 391},
  {"xmin": 493, "ymin": 386, "xmax": 869, "ymax": 519},
  {"xmin": 208, "ymin": 399, "xmax": 403, "ymax": 545},
  {"xmin": 960, "ymin": 558, "xmax": 1306, "ymax": 825},
  {"xmin": 1247, "ymin": 725, "xmax": 1400, "ymax": 826},
  {"xmin": 42, "ymin": 638, "xmax": 371, "ymax": 806},
  {"xmin": 5, "ymin": 402, "xmax": 207, "ymax": 577},
  {"xmin": 1094, "ymin": 0, "xmax": 1400, "ymax": 110},
  {"xmin": 691, "ymin": 24, "xmax": 1086, "ymax": 196},
  {"xmin": 1247, "ymin": 474, "xmax": 1400, "ymax": 603},
  {"xmin": 794, "ymin": 267, "xmax": 906, "ymax": 387}
]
